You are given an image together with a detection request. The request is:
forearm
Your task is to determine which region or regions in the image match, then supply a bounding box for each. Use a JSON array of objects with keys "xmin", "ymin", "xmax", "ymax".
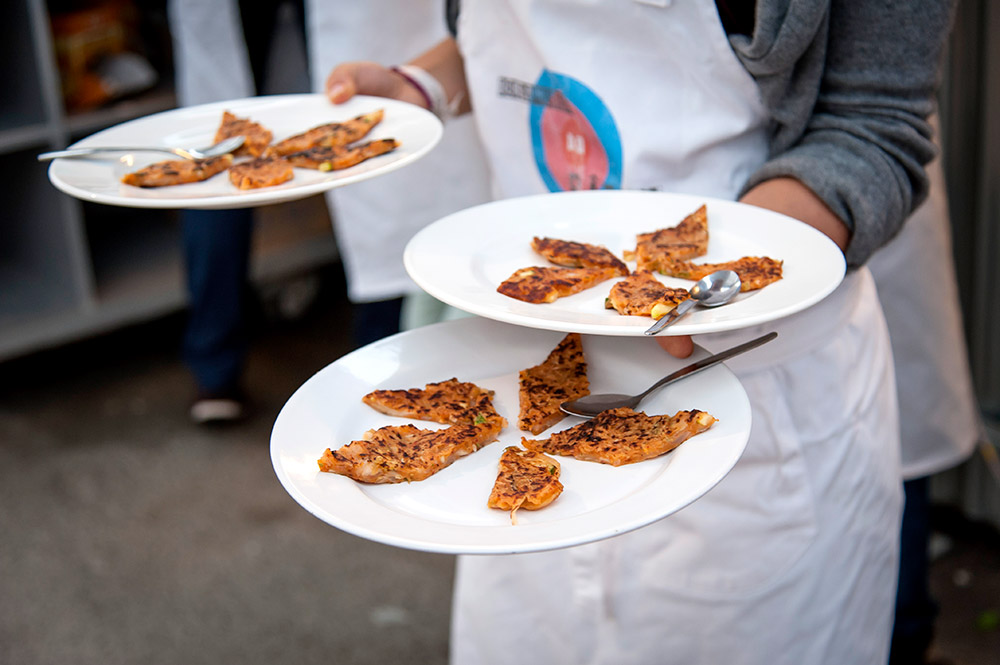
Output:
[
  {"xmin": 408, "ymin": 37, "xmax": 472, "ymax": 116},
  {"xmin": 739, "ymin": 177, "xmax": 850, "ymax": 253}
]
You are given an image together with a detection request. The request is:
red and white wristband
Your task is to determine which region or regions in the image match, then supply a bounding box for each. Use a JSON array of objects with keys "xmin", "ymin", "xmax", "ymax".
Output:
[{"xmin": 390, "ymin": 64, "xmax": 458, "ymax": 120}]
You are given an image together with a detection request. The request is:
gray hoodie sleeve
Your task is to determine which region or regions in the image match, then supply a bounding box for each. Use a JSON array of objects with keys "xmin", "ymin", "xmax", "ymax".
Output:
[{"xmin": 731, "ymin": 0, "xmax": 952, "ymax": 267}]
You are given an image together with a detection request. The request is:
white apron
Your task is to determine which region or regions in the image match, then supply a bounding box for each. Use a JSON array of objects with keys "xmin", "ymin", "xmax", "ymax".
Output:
[
  {"xmin": 867, "ymin": 118, "xmax": 983, "ymax": 479},
  {"xmin": 167, "ymin": 0, "xmax": 255, "ymax": 106},
  {"xmin": 451, "ymin": 2, "xmax": 902, "ymax": 664},
  {"xmin": 305, "ymin": 0, "xmax": 493, "ymax": 303}
]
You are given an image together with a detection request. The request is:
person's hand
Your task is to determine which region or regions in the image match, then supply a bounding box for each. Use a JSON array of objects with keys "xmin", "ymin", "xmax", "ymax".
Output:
[
  {"xmin": 655, "ymin": 335, "xmax": 694, "ymax": 359},
  {"xmin": 325, "ymin": 61, "xmax": 429, "ymax": 109}
]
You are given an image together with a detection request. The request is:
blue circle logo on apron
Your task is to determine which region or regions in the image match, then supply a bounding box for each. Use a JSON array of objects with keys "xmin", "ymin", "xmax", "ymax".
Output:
[{"xmin": 530, "ymin": 70, "xmax": 623, "ymax": 192}]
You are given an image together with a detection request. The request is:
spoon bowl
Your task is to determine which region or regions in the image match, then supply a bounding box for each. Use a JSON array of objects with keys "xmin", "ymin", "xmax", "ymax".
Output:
[
  {"xmin": 644, "ymin": 269, "xmax": 741, "ymax": 335},
  {"xmin": 691, "ymin": 269, "xmax": 742, "ymax": 306}
]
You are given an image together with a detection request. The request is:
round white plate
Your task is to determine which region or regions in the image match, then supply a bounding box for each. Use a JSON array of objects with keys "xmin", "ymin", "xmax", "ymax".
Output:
[
  {"xmin": 46, "ymin": 94, "xmax": 443, "ymax": 209},
  {"xmin": 270, "ymin": 317, "xmax": 751, "ymax": 555},
  {"xmin": 404, "ymin": 189, "xmax": 846, "ymax": 336}
]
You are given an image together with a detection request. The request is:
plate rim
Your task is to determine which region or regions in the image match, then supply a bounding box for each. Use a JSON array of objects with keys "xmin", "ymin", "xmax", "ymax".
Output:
[
  {"xmin": 403, "ymin": 189, "xmax": 846, "ymax": 337},
  {"xmin": 269, "ymin": 316, "xmax": 752, "ymax": 554},
  {"xmin": 46, "ymin": 93, "xmax": 443, "ymax": 210}
]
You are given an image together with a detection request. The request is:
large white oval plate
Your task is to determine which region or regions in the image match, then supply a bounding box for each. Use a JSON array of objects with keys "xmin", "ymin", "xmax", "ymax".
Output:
[
  {"xmin": 47, "ymin": 94, "xmax": 442, "ymax": 209},
  {"xmin": 404, "ymin": 189, "xmax": 845, "ymax": 336},
  {"xmin": 270, "ymin": 317, "xmax": 751, "ymax": 555}
]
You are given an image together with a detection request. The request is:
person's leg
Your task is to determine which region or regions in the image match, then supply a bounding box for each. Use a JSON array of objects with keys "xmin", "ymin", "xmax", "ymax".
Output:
[
  {"xmin": 182, "ymin": 208, "xmax": 254, "ymax": 420},
  {"xmin": 890, "ymin": 475, "xmax": 938, "ymax": 664},
  {"xmin": 181, "ymin": 0, "xmax": 305, "ymax": 422}
]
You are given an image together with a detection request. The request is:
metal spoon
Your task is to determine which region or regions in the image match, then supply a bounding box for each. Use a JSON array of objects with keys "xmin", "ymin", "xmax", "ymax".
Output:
[
  {"xmin": 644, "ymin": 269, "xmax": 742, "ymax": 336},
  {"xmin": 560, "ymin": 331, "xmax": 777, "ymax": 418},
  {"xmin": 36, "ymin": 136, "xmax": 246, "ymax": 162}
]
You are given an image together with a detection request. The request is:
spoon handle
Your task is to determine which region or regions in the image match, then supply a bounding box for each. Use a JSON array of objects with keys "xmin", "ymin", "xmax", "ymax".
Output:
[
  {"xmin": 37, "ymin": 146, "xmax": 183, "ymax": 161},
  {"xmin": 644, "ymin": 298, "xmax": 696, "ymax": 336},
  {"xmin": 637, "ymin": 331, "xmax": 778, "ymax": 400}
]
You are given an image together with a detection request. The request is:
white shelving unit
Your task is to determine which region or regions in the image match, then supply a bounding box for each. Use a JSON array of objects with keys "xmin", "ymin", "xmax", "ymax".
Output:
[{"xmin": 0, "ymin": 0, "xmax": 338, "ymax": 361}]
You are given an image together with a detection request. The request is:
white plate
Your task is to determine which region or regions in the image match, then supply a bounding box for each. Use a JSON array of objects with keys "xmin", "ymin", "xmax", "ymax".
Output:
[
  {"xmin": 270, "ymin": 317, "xmax": 751, "ymax": 554},
  {"xmin": 404, "ymin": 189, "xmax": 846, "ymax": 336},
  {"xmin": 46, "ymin": 94, "xmax": 442, "ymax": 210}
]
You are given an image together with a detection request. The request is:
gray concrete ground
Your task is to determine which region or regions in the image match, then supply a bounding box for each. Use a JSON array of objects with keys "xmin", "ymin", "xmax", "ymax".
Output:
[{"xmin": 1, "ymin": 264, "xmax": 998, "ymax": 665}]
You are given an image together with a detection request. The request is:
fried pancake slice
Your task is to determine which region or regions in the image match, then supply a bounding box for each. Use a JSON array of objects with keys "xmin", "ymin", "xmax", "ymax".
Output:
[
  {"xmin": 228, "ymin": 157, "xmax": 293, "ymax": 190},
  {"xmin": 605, "ymin": 270, "xmax": 690, "ymax": 320},
  {"xmin": 531, "ymin": 237, "xmax": 629, "ymax": 276},
  {"xmin": 625, "ymin": 204, "xmax": 709, "ymax": 271},
  {"xmin": 215, "ymin": 111, "xmax": 273, "ymax": 157},
  {"xmin": 488, "ymin": 446, "xmax": 563, "ymax": 524},
  {"xmin": 518, "ymin": 333, "xmax": 589, "ymax": 435},
  {"xmin": 286, "ymin": 139, "xmax": 399, "ymax": 171},
  {"xmin": 120, "ymin": 154, "xmax": 233, "ymax": 187},
  {"xmin": 498, "ymin": 265, "xmax": 622, "ymax": 304},
  {"xmin": 660, "ymin": 256, "xmax": 784, "ymax": 291},
  {"xmin": 522, "ymin": 406, "xmax": 717, "ymax": 466},
  {"xmin": 317, "ymin": 413, "xmax": 505, "ymax": 484},
  {"xmin": 362, "ymin": 378, "xmax": 501, "ymax": 426},
  {"xmin": 267, "ymin": 110, "xmax": 385, "ymax": 156}
]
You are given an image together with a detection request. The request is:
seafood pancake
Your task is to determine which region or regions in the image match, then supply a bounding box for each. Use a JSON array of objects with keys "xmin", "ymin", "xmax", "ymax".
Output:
[
  {"xmin": 605, "ymin": 270, "xmax": 690, "ymax": 320},
  {"xmin": 522, "ymin": 406, "xmax": 716, "ymax": 466},
  {"xmin": 531, "ymin": 237, "xmax": 629, "ymax": 276},
  {"xmin": 214, "ymin": 111, "xmax": 273, "ymax": 157},
  {"xmin": 626, "ymin": 204, "xmax": 709, "ymax": 271},
  {"xmin": 120, "ymin": 154, "xmax": 233, "ymax": 187},
  {"xmin": 488, "ymin": 446, "xmax": 563, "ymax": 524},
  {"xmin": 498, "ymin": 265, "xmax": 622, "ymax": 303},
  {"xmin": 362, "ymin": 378, "xmax": 500, "ymax": 426},
  {"xmin": 228, "ymin": 157, "xmax": 294, "ymax": 190},
  {"xmin": 317, "ymin": 413, "xmax": 505, "ymax": 484},
  {"xmin": 659, "ymin": 256, "xmax": 784, "ymax": 291},
  {"xmin": 267, "ymin": 110, "xmax": 385, "ymax": 155},
  {"xmin": 285, "ymin": 139, "xmax": 399, "ymax": 171},
  {"xmin": 518, "ymin": 333, "xmax": 589, "ymax": 435}
]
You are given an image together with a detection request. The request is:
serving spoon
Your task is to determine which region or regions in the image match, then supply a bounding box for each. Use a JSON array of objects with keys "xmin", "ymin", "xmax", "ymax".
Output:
[
  {"xmin": 36, "ymin": 135, "xmax": 246, "ymax": 162},
  {"xmin": 644, "ymin": 269, "xmax": 742, "ymax": 336},
  {"xmin": 559, "ymin": 331, "xmax": 777, "ymax": 418}
]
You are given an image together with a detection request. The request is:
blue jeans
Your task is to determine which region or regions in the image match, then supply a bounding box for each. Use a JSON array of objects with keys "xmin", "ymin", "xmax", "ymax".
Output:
[
  {"xmin": 890, "ymin": 476, "xmax": 938, "ymax": 663},
  {"xmin": 352, "ymin": 297, "xmax": 403, "ymax": 348},
  {"xmin": 181, "ymin": 208, "xmax": 253, "ymax": 394}
]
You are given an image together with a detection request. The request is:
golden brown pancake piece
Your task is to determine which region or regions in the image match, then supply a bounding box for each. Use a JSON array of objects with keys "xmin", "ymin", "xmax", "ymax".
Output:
[
  {"xmin": 518, "ymin": 333, "xmax": 589, "ymax": 435},
  {"xmin": 605, "ymin": 270, "xmax": 690, "ymax": 320},
  {"xmin": 285, "ymin": 139, "xmax": 399, "ymax": 171},
  {"xmin": 215, "ymin": 111, "xmax": 273, "ymax": 157},
  {"xmin": 317, "ymin": 414, "xmax": 505, "ymax": 484},
  {"xmin": 120, "ymin": 154, "xmax": 233, "ymax": 187},
  {"xmin": 522, "ymin": 406, "xmax": 716, "ymax": 466},
  {"xmin": 660, "ymin": 256, "xmax": 784, "ymax": 291},
  {"xmin": 320, "ymin": 377, "xmax": 507, "ymax": 484},
  {"xmin": 531, "ymin": 237, "xmax": 629, "ymax": 276},
  {"xmin": 626, "ymin": 204, "xmax": 709, "ymax": 271},
  {"xmin": 488, "ymin": 446, "xmax": 563, "ymax": 524},
  {"xmin": 498, "ymin": 265, "xmax": 622, "ymax": 304},
  {"xmin": 228, "ymin": 157, "xmax": 293, "ymax": 190},
  {"xmin": 362, "ymin": 378, "xmax": 500, "ymax": 426},
  {"xmin": 267, "ymin": 110, "xmax": 385, "ymax": 156}
]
